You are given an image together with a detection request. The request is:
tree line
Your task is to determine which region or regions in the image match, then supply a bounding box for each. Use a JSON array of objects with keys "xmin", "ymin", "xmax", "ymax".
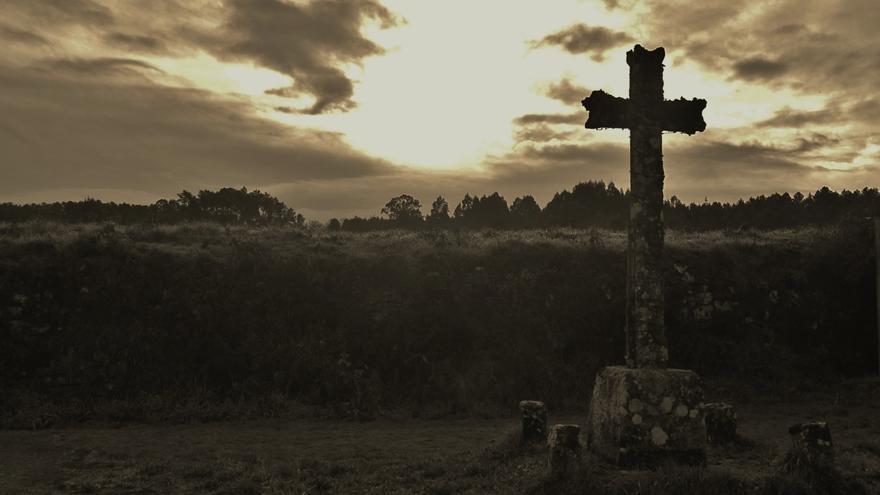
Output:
[
  {"xmin": 0, "ymin": 187, "xmax": 305, "ymax": 226},
  {"xmin": 335, "ymin": 182, "xmax": 880, "ymax": 231},
  {"xmin": 3, "ymin": 182, "xmax": 880, "ymax": 231}
]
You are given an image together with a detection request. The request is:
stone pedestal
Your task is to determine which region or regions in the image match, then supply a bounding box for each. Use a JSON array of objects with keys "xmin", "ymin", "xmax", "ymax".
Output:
[
  {"xmin": 519, "ymin": 400, "xmax": 548, "ymax": 444},
  {"xmin": 788, "ymin": 422, "xmax": 833, "ymax": 465},
  {"xmin": 703, "ymin": 402, "xmax": 737, "ymax": 445},
  {"xmin": 548, "ymin": 424, "xmax": 582, "ymax": 477},
  {"xmin": 588, "ymin": 366, "xmax": 706, "ymax": 466}
]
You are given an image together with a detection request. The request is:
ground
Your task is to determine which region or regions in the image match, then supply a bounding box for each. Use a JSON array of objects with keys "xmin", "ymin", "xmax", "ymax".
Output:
[{"xmin": 2, "ymin": 382, "xmax": 878, "ymax": 494}]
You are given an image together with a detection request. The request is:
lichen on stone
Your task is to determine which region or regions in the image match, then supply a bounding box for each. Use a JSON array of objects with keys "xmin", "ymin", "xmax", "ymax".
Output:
[{"xmin": 651, "ymin": 426, "xmax": 669, "ymax": 446}]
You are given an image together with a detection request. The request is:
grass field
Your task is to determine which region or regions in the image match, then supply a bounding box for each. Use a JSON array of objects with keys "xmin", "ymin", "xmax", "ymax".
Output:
[
  {"xmin": 2, "ymin": 380, "xmax": 878, "ymax": 494},
  {"xmin": 1, "ymin": 222, "xmax": 878, "ymax": 493}
]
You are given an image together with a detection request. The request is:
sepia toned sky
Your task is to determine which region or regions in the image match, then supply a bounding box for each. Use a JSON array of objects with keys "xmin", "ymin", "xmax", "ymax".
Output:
[{"xmin": 1, "ymin": 0, "xmax": 877, "ymax": 219}]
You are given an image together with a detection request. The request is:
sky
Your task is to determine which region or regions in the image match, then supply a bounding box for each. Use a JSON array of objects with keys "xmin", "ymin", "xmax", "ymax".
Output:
[{"xmin": 0, "ymin": 0, "xmax": 877, "ymax": 220}]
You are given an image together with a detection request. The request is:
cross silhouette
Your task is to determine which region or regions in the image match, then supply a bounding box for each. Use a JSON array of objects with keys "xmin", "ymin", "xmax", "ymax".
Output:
[{"xmin": 581, "ymin": 45, "xmax": 706, "ymax": 369}]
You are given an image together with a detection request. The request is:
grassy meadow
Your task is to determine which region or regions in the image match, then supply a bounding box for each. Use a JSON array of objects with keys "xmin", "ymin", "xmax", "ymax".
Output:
[{"xmin": 1, "ymin": 221, "xmax": 878, "ymax": 493}]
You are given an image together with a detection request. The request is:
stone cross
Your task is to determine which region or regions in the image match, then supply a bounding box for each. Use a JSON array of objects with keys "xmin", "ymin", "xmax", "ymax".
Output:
[{"xmin": 582, "ymin": 45, "xmax": 706, "ymax": 369}]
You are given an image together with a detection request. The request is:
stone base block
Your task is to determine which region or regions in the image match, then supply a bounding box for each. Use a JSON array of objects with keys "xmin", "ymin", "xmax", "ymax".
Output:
[
  {"xmin": 519, "ymin": 400, "xmax": 548, "ymax": 444},
  {"xmin": 588, "ymin": 366, "xmax": 706, "ymax": 466},
  {"xmin": 788, "ymin": 422, "xmax": 833, "ymax": 465},
  {"xmin": 548, "ymin": 424, "xmax": 582, "ymax": 477},
  {"xmin": 704, "ymin": 402, "xmax": 737, "ymax": 445}
]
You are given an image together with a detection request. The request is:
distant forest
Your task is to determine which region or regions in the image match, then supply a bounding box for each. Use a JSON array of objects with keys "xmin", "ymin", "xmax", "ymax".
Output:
[{"xmin": 2, "ymin": 182, "xmax": 880, "ymax": 231}]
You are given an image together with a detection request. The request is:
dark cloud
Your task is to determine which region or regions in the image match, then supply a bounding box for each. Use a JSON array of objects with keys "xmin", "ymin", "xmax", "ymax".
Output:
[
  {"xmin": 103, "ymin": 32, "xmax": 169, "ymax": 54},
  {"xmin": 43, "ymin": 57, "xmax": 164, "ymax": 76},
  {"xmin": 792, "ymin": 134, "xmax": 840, "ymax": 154},
  {"xmin": 217, "ymin": 0, "xmax": 399, "ymax": 114},
  {"xmin": 665, "ymin": 138, "xmax": 827, "ymax": 201},
  {"xmin": 545, "ymin": 79, "xmax": 590, "ymax": 105},
  {"xmin": 635, "ymin": 0, "xmax": 879, "ymax": 97},
  {"xmin": 731, "ymin": 57, "xmax": 788, "ymax": 81},
  {"xmin": 513, "ymin": 112, "xmax": 584, "ymax": 126},
  {"xmin": 0, "ymin": 0, "xmax": 401, "ymax": 115},
  {"xmin": 772, "ymin": 24, "xmax": 807, "ymax": 35},
  {"xmin": 602, "ymin": 0, "xmax": 621, "ymax": 10},
  {"xmin": 0, "ymin": 24, "xmax": 50, "ymax": 46},
  {"xmin": 532, "ymin": 24, "xmax": 634, "ymax": 61},
  {"xmin": 515, "ymin": 142, "xmax": 627, "ymax": 164},
  {"xmin": 15, "ymin": 0, "xmax": 114, "ymax": 27},
  {"xmin": 514, "ymin": 124, "xmax": 576, "ymax": 143},
  {"xmin": 0, "ymin": 63, "xmax": 393, "ymax": 202},
  {"xmin": 756, "ymin": 106, "xmax": 841, "ymax": 128}
]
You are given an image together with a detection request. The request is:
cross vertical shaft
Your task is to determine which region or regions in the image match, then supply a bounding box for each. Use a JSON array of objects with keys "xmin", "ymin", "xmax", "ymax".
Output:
[
  {"xmin": 582, "ymin": 45, "xmax": 706, "ymax": 369},
  {"xmin": 626, "ymin": 47, "xmax": 668, "ymax": 368}
]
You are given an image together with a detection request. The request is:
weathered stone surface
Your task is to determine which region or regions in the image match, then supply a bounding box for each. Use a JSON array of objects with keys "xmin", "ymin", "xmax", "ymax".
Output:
[
  {"xmin": 703, "ymin": 402, "xmax": 737, "ymax": 445},
  {"xmin": 519, "ymin": 400, "xmax": 548, "ymax": 444},
  {"xmin": 788, "ymin": 422, "xmax": 834, "ymax": 465},
  {"xmin": 588, "ymin": 366, "xmax": 706, "ymax": 466},
  {"xmin": 548, "ymin": 424, "xmax": 582, "ymax": 477},
  {"xmin": 581, "ymin": 45, "xmax": 706, "ymax": 369}
]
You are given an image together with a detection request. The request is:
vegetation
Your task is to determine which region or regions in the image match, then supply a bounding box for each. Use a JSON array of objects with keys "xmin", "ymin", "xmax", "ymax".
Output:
[
  {"xmin": 2, "ymin": 389, "xmax": 877, "ymax": 493},
  {"xmin": 3, "ymin": 183, "xmax": 880, "ymax": 232},
  {"xmin": 1, "ymin": 221, "xmax": 876, "ymax": 427},
  {"xmin": 344, "ymin": 183, "xmax": 880, "ymax": 231},
  {"xmin": 0, "ymin": 187, "xmax": 304, "ymax": 226}
]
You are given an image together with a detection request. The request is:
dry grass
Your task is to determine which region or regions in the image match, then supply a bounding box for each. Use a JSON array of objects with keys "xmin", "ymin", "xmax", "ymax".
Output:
[{"xmin": 1, "ymin": 383, "xmax": 877, "ymax": 494}]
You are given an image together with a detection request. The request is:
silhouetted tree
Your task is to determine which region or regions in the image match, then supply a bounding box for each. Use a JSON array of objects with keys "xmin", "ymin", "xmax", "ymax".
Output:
[
  {"xmin": 543, "ymin": 181, "xmax": 627, "ymax": 228},
  {"xmin": 382, "ymin": 194, "xmax": 423, "ymax": 227},
  {"xmin": 454, "ymin": 194, "xmax": 475, "ymax": 220},
  {"xmin": 510, "ymin": 195, "xmax": 542, "ymax": 228},
  {"xmin": 328, "ymin": 218, "xmax": 341, "ymax": 231},
  {"xmin": 456, "ymin": 192, "xmax": 510, "ymax": 228},
  {"xmin": 427, "ymin": 196, "xmax": 450, "ymax": 227}
]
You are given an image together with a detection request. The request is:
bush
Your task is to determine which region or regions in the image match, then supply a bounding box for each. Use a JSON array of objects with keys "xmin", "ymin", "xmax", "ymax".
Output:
[{"xmin": 0, "ymin": 224, "xmax": 875, "ymax": 424}]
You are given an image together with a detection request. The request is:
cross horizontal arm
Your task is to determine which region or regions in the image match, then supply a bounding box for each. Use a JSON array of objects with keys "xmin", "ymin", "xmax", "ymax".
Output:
[
  {"xmin": 582, "ymin": 91, "xmax": 707, "ymax": 135},
  {"xmin": 657, "ymin": 98, "xmax": 707, "ymax": 135},
  {"xmin": 582, "ymin": 90, "xmax": 632, "ymax": 130}
]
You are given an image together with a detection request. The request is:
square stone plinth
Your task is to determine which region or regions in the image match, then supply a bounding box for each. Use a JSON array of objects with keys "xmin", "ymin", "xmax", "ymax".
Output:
[{"xmin": 588, "ymin": 366, "xmax": 706, "ymax": 466}]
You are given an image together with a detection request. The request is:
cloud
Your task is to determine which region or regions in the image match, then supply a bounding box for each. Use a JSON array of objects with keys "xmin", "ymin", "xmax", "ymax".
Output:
[
  {"xmin": 731, "ymin": 57, "xmax": 788, "ymax": 81},
  {"xmin": 216, "ymin": 0, "xmax": 400, "ymax": 114},
  {"xmin": 634, "ymin": 0, "xmax": 880, "ymax": 97},
  {"xmin": 12, "ymin": 0, "xmax": 114, "ymax": 27},
  {"xmin": 0, "ymin": 63, "xmax": 393, "ymax": 202},
  {"xmin": 513, "ymin": 112, "xmax": 584, "ymax": 126},
  {"xmin": 514, "ymin": 125, "xmax": 577, "ymax": 143},
  {"xmin": 0, "ymin": 0, "xmax": 401, "ymax": 116},
  {"xmin": 103, "ymin": 32, "xmax": 170, "ymax": 54},
  {"xmin": 532, "ymin": 24, "xmax": 634, "ymax": 61},
  {"xmin": 602, "ymin": 0, "xmax": 621, "ymax": 9},
  {"xmin": 756, "ymin": 106, "xmax": 841, "ymax": 128},
  {"xmin": 661, "ymin": 135, "xmax": 846, "ymax": 200},
  {"xmin": 545, "ymin": 79, "xmax": 590, "ymax": 105},
  {"xmin": 43, "ymin": 57, "xmax": 164, "ymax": 76},
  {"xmin": 0, "ymin": 25, "xmax": 50, "ymax": 46}
]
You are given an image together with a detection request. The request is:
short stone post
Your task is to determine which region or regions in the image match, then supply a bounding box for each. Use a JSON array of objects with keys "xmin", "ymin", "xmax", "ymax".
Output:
[
  {"xmin": 703, "ymin": 402, "xmax": 737, "ymax": 445},
  {"xmin": 548, "ymin": 424, "xmax": 582, "ymax": 477},
  {"xmin": 788, "ymin": 422, "xmax": 834, "ymax": 467},
  {"xmin": 519, "ymin": 400, "xmax": 547, "ymax": 444}
]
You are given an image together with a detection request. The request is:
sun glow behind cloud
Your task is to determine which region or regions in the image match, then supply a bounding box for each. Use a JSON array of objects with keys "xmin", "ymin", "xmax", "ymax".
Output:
[
  {"xmin": 262, "ymin": 0, "xmax": 631, "ymax": 170},
  {"xmin": 148, "ymin": 52, "xmax": 296, "ymax": 97}
]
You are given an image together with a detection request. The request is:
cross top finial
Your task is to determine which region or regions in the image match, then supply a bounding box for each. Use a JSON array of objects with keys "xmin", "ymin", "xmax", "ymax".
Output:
[{"xmin": 627, "ymin": 44, "xmax": 665, "ymax": 65}]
